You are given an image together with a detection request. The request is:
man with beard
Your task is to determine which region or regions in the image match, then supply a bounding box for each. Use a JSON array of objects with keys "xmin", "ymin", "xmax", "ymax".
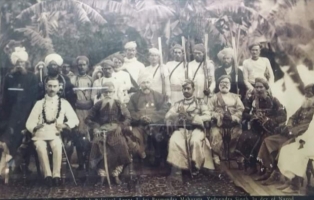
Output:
[
  {"xmin": 166, "ymin": 44, "xmax": 186, "ymax": 104},
  {"xmin": 235, "ymin": 78, "xmax": 287, "ymax": 175},
  {"xmin": 39, "ymin": 53, "xmax": 76, "ymax": 107},
  {"xmin": 127, "ymin": 72, "xmax": 169, "ymax": 166},
  {"xmin": 121, "ymin": 41, "xmax": 145, "ymax": 93},
  {"xmin": 70, "ymin": 56, "xmax": 93, "ymax": 170},
  {"xmin": 166, "ymin": 79, "xmax": 214, "ymax": 176},
  {"xmin": 86, "ymin": 82, "xmax": 132, "ymax": 186},
  {"xmin": 91, "ymin": 60, "xmax": 121, "ymax": 103},
  {"xmin": 0, "ymin": 47, "xmax": 38, "ymax": 174},
  {"xmin": 140, "ymin": 48, "xmax": 170, "ymax": 99},
  {"xmin": 243, "ymin": 43, "xmax": 275, "ymax": 93},
  {"xmin": 215, "ymin": 48, "xmax": 246, "ymax": 99},
  {"xmin": 208, "ymin": 75, "xmax": 244, "ymax": 165},
  {"xmin": 61, "ymin": 62, "xmax": 75, "ymax": 80},
  {"xmin": 188, "ymin": 44, "xmax": 215, "ymax": 99},
  {"xmin": 255, "ymin": 83, "xmax": 314, "ymax": 185},
  {"xmin": 26, "ymin": 77, "xmax": 79, "ymax": 187}
]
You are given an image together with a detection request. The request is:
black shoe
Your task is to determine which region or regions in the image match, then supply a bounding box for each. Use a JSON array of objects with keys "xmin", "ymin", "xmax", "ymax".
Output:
[
  {"xmin": 45, "ymin": 176, "xmax": 53, "ymax": 187},
  {"xmin": 53, "ymin": 177, "xmax": 61, "ymax": 187}
]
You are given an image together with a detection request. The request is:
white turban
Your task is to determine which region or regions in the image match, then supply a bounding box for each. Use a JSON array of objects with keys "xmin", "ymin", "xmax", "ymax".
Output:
[
  {"xmin": 44, "ymin": 53, "xmax": 63, "ymax": 67},
  {"xmin": 138, "ymin": 72, "xmax": 153, "ymax": 85},
  {"xmin": 10, "ymin": 47, "xmax": 28, "ymax": 65},
  {"xmin": 124, "ymin": 41, "xmax": 137, "ymax": 49},
  {"xmin": 217, "ymin": 48, "xmax": 234, "ymax": 62},
  {"xmin": 149, "ymin": 48, "xmax": 161, "ymax": 56}
]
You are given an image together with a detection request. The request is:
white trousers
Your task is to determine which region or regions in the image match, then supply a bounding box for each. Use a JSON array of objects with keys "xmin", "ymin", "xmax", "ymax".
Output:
[{"xmin": 34, "ymin": 138, "xmax": 62, "ymax": 178}]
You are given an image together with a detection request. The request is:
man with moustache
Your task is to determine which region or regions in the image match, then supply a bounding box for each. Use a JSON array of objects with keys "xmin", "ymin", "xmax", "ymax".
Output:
[
  {"xmin": 38, "ymin": 53, "xmax": 76, "ymax": 107},
  {"xmin": 166, "ymin": 44, "xmax": 186, "ymax": 104},
  {"xmin": 235, "ymin": 78, "xmax": 287, "ymax": 175},
  {"xmin": 208, "ymin": 75, "xmax": 244, "ymax": 165},
  {"xmin": 140, "ymin": 48, "xmax": 170, "ymax": 99},
  {"xmin": 61, "ymin": 62, "xmax": 75, "ymax": 80},
  {"xmin": 166, "ymin": 79, "xmax": 214, "ymax": 176},
  {"xmin": 256, "ymin": 83, "xmax": 314, "ymax": 185},
  {"xmin": 243, "ymin": 43, "xmax": 275, "ymax": 93},
  {"xmin": 215, "ymin": 48, "xmax": 246, "ymax": 99},
  {"xmin": 188, "ymin": 44, "xmax": 215, "ymax": 99},
  {"xmin": 26, "ymin": 77, "xmax": 79, "ymax": 187},
  {"xmin": 127, "ymin": 72, "xmax": 169, "ymax": 166},
  {"xmin": 122, "ymin": 41, "xmax": 145, "ymax": 93},
  {"xmin": 0, "ymin": 47, "xmax": 38, "ymax": 173},
  {"xmin": 86, "ymin": 82, "xmax": 132, "ymax": 186},
  {"xmin": 70, "ymin": 56, "xmax": 93, "ymax": 170}
]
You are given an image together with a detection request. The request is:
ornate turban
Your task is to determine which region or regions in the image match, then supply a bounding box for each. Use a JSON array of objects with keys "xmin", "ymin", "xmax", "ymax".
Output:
[
  {"xmin": 76, "ymin": 56, "xmax": 89, "ymax": 65},
  {"xmin": 101, "ymin": 81, "xmax": 115, "ymax": 92},
  {"xmin": 255, "ymin": 77, "xmax": 269, "ymax": 89},
  {"xmin": 193, "ymin": 44, "xmax": 205, "ymax": 53},
  {"xmin": 217, "ymin": 48, "xmax": 234, "ymax": 62},
  {"xmin": 171, "ymin": 44, "xmax": 183, "ymax": 51},
  {"xmin": 11, "ymin": 47, "xmax": 28, "ymax": 65},
  {"xmin": 138, "ymin": 72, "xmax": 153, "ymax": 85},
  {"xmin": 113, "ymin": 54, "xmax": 125, "ymax": 63},
  {"xmin": 124, "ymin": 41, "xmax": 137, "ymax": 49},
  {"xmin": 182, "ymin": 79, "xmax": 195, "ymax": 88},
  {"xmin": 217, "ymin": 75, "xmax": 232, "ymax": 84},
  {"xmin": 149, "ymin": 48, "xmax": 160, "ymax": 56},
  {"xmin": 45, "ymin": 53, "xmax": 63, "ymax": 67},
  {"xmin": 101, "ymin": 60, "xmax": 114, "ymax": 68}
]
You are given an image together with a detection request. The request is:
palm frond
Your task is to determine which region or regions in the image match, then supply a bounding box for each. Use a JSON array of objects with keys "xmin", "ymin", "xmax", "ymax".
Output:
[
  {"xmin": 135, "ymin": 0, "xmax": 175, "ymax": 22},
  {"xmin": 15, "ymin": 28, "xmax": 54, "ymax": 51},
  {"xmin": 80, "ymin": 0, "xmax": 135, "ymax": 15}
]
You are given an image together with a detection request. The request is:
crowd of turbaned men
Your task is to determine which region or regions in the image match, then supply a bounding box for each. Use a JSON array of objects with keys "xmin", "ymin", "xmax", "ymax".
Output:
[{"xmin": 0, "ymin": 40, "xmax": 313, "ymax": 195}]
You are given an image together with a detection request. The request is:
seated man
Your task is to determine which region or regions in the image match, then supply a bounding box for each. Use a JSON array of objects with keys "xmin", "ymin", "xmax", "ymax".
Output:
[
  {"xmin": 26, "ymin": 77, "xmax": 79, "ymax": 187},
  {"xmin": 235, "ymin": 78, "xmax": 287, "ymax": 175},
  {"xmin": 127, "ymin": 72, "xmax": 169, "ymax": 166},
  {"xmin": 277, "ymin": 117, "xmax": 314, "ymax": 193},
  {"xmin": 256, "ymin": 83, "xmax": 314, "ymax": 185},
  {"xmin": 208, "ymin": 75, "xmax": 244, "ymax": 164},
  {"xmin": 85, "ymin": 82, "xmax": 134, "ymax": 186},
  {"xmin": 166, "ymin": 79, "xmax": 214, "ymax": 176}
]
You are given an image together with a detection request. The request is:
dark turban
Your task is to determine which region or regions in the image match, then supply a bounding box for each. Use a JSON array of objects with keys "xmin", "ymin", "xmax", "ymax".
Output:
[
  {"xmin": 255, "ymin": 77, "xmax": 269, "ymax": 89},
  {"xmin": 101, "ymin": 60, "xmax": 114, "ymax": 68},
  {"xmin": 113, "ymin": 54, "xmax": 124, "ymax": 63},
  {"xmin": 171, "ymin": 44, "xmax": 183, "ymax": 52},
  {"xmin": 182, "ymin": 79, "xmax": 195, "ymax": 88},
  {"xmin": 76, "ymin": 56, "xmax": 89, "ymax": 66},
  {"xmin": 217, "ymin": 75, "xmax": 231, "ymax": 84},
  {"xmin": 193, "ymin": 44, "xmax": 205, "ymax": 53}
]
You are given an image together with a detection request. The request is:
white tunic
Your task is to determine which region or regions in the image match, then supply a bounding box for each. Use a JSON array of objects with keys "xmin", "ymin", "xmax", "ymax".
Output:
[
  {"xmin": 26, "ymin": 95, "xmax": 79, "ymax": 141},
  {"xmin": 140, "ymin": 64, "xmax": 170, "ymax": 96},
  {"xmin": 242, "ymin": 57, "xmax": 274, "ymax": 90},
  {"xmin": 166, "ymin": 61, "xmax": 185, "ymax": 103},
  {"xmin": 113, "ymin": 70, "xmax": 132, "ymax": 90},
  {"xmin": 122, "ymin": 57, "xmax": 145, "ymax": 85},
  {"xmin": 188, "ymin": 59, "xmax": 215, "ymax": 99}
]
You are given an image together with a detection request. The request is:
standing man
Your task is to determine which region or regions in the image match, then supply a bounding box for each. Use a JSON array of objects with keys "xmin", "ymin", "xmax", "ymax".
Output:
[
  {"xmin": 166, "ymin": 44, "xmax": 186, "ymax": 104},
  {"xmin": 188, "ymin": 44, "xmax": 215, "ymax": 99},
  {"xmin": 243, "ymin": 43, "xmax": 275, "ymax": 93},
  {"xmin": 0, "ymin": 47, "xmax": 38, "ymax": 172},
  {"xmin": 127, "ymin": 72, "xmax": 169, "ymax": 166},
  {"xmin": 166, "ymin": 79, "xmax": 214, "ymax": 175},
  {"xmin": 122, "ymin": 41, "xmax": 145, "ymax": 93},
  {"xmin": 26, "ymin": 77, "xmax": 79, "ymax": 186},
  {"xmin": 140, "ymin": 48, "xmax": 170, "ymax": 99},
  {"xmin": 215, "ymin": 48, "xmax": 246, "ymax": 99},
  {"xmin": 86, "ymin": 82, "xmax": 132, "ymax": 186},
  {"xmin": 70, "ymin": 56, "xmax": 93, "ymax": 170},
  {"xmin": 61, "ymin": 62, "xmax": 75, "ymax": 80},
  {"xmin": 39, "ymin": 53, "xmax": 76, "ymax": 107},
  {"xmin": 208, "ymin": 75, "xmax": 244, "ymax": 164},
  {"xmin": 112, "ymin": 54, "xmax": 132, "ymax": 91}
]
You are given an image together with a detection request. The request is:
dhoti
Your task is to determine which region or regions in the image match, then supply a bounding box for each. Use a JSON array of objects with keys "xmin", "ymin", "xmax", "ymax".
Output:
[{"xmin": 167, "ymin": 128, "xmax": 214, "ymax": 170}]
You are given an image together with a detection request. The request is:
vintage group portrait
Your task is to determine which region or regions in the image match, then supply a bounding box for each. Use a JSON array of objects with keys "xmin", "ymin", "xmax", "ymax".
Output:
[{"xmin": 0, "ymin": 0, "xmax": 313, "ymax": 199}]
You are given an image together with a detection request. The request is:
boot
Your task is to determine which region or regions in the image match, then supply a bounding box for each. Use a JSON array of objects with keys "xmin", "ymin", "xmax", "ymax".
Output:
[
  {"xmin": 254, "ymin": 168, "xmax": 272, "ymax": 181},
  {"xmin": 261, "ymin": 170, "xmax": 280, "ymax": 185},
  {"xmin": 282, "ymin": 176, "xmax": 301, "ymax": 194},
  {"xmin": 94, "ymin": 176, "xmax": 105, "ymax": 187}
]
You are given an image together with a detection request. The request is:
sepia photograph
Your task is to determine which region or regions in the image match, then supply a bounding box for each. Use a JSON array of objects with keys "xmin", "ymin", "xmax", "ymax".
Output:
[{"xmin": 0, "ymin": 0, "xmax": 313, "ymax": 199}]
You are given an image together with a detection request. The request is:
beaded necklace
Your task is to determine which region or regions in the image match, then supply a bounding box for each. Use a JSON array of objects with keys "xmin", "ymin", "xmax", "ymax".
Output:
[{"xmin": 42, "ymin": 96, "xmax": 61, "ymax": 124}]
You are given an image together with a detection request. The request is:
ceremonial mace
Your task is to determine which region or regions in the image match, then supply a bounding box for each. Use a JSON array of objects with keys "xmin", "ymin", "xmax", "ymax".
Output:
[{"xmin": 101, "ymin": 130, "xmax": 111, "ymax": 189}]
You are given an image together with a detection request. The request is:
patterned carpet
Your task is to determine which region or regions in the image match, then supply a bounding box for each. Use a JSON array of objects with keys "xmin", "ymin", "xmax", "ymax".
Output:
[{"xmin": 0, "ymin": 169, "xmax": 248, "ymax": 199}]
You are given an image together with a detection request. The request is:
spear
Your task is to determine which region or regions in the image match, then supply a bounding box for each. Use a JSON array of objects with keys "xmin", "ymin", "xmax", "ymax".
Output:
[
  {"xmin": 182, "ymin": 36, "xmax": 188, "ymax": 79},
  {"xmin": 203, "ymin": 34, "xmax": 210, "ymax": 103},
  {"xmin": 158, "ymin": 37, "xmax": 167, "ymax": 97}
]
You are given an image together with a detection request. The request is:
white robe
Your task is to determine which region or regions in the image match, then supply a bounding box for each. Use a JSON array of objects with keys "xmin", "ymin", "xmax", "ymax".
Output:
[
  {"xmin": 188, "ymin": 60, "xmax": 215, "ymax": 99},
  {"xmin": 166, "ymin": 61, "xmax": 185, "ymax": 103},
  {"xmin": 122, "ymin": 57, "xmax": 145, "ymax": 86},
  {"xmin": 278, "ymin": 117, "xmax": 314, "ymax": 180}
]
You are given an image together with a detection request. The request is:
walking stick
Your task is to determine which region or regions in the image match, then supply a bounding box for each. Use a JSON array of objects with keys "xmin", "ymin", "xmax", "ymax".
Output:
[
  {"xmin": 183, "ymin": 118, "xmax": 193, "ymax": 178},
  {"xmin": 102, "ymin": 131, "xmax": 112, "ymax": 189},
  {"xmin": 60, "ymin": 138, "xmax": 77, "ymax": 185},
  {"xmin": 203, "ymin": 34, "xmax": 210, "ymax": 104},
  {"xmin": 182, "ymin": 36, "xmax": 188, "ymax": 79}
]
